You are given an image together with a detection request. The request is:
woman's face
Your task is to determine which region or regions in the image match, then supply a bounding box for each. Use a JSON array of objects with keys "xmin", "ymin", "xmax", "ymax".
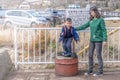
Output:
[{"xmin": 90, "ymin": 10, "xmax": 96, "ymax": 18}]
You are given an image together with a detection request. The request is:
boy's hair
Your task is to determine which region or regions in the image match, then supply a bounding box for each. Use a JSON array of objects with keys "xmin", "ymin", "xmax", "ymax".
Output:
[{"xmin": 65, "ymin": 18, "xmax": 72, "ymax": 22}]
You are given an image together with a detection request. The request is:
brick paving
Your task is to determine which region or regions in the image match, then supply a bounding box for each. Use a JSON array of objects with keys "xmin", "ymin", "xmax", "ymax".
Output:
[{"xmin": 5, "ymin": 69, "xmax": 120, "ymax": 80}]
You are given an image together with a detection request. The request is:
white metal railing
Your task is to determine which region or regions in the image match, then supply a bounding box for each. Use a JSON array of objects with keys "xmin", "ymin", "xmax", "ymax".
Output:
[{"xmin": 14, "ymin": 27, "xmax": 120, "ymax": 69}]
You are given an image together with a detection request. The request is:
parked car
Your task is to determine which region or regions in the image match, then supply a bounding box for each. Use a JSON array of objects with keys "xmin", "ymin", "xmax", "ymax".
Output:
[
  {"xmin": 36, "ymin": 9, "xmax": 66, "ymax": 27},
  {"xmin": 0, "ymin": 9, "xmax": 6, "ymax": 24},
  {"xmin": 37, "ymin": 11, "xmax": 53, "ymax": 21},
  {"xmin": 56, "ymin": 9, "xmax": 66, "ymax": 22},
  {"xmin": 4, "ymin": 10, "xmax": 48, "ymax": 27}
]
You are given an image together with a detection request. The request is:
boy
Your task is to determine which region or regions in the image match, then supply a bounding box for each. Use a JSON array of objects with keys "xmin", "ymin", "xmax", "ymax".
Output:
[{"xmin": 58, "ymin": 18, "xmax": 80, "ymax": 57}]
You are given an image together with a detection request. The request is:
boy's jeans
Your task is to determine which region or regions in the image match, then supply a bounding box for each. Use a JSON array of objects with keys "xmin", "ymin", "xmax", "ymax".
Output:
[
  {"xmin": 62, "ymin": 38, "xmax": 73, "ymax": 54},
  {"xmin": 88, "ymin": 41, "xmax": 103, "ymax": 73}
]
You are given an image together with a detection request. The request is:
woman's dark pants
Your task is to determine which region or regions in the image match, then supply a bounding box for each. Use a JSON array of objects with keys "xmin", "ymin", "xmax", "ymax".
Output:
[{"xmin": 88, "ymin": 41, "xmax": 103, "ymax": 73}]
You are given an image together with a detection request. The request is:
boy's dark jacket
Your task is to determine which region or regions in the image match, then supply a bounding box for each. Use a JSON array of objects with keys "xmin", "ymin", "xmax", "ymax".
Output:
[{"xmin": 58, "ymin": 26, "xmax": 80, "ymax": 42}]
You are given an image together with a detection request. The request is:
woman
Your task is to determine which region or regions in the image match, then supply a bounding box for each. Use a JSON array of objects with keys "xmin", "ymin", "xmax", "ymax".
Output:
[{"xmin": 75, "ymin": 6, "xmax": 107, "ymax": 76}]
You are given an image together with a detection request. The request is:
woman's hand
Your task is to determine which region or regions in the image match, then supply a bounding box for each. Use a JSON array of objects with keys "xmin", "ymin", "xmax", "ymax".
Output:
[{"xmin": 103, "ymin": 41, "xmax": 107, "ymax": 46}]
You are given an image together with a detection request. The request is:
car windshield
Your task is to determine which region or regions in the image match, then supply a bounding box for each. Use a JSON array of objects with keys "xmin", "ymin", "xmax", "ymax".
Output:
[{"xmin": 28, "ymin": 11, "xmax": 41, "ymax": 17}]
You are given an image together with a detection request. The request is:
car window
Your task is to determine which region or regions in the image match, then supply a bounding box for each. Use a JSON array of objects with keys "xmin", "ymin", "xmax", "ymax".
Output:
[
  {"xmin": 7, "ymin": 11, "xmax": 21, "ymax": 17},
  {"xmin": 28, "ymin": 11, "xmax": 41, "ymax": 17},
  {"xmin": 21, "ymin": 12, "xmax": 31, "ymax": 18}
]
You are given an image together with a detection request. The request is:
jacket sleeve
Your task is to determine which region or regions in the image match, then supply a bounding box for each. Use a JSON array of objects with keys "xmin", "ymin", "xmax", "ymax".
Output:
[
  {"xmin": 100, "ymin": 18, "xmax": 107, "ymax": 41},
  {"xmin": 75, "ymin": 21, "xmax": 90, "ymax": 31},
  {"xmin": 72, "ymin": 27, "xmax": 80, "ymax": 42},
  {"xmin": 58, "ymin": 27, "xmax": 64, "ymax": 42}
]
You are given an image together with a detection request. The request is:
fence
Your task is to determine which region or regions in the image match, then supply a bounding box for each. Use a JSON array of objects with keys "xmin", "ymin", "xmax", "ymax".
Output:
[
  {"xmin": 14, "ymin": 27, "xmax": 120, "ymax": 69},
  {"xmin": 101, "ymin": 11, "xmax": 120, "ymax": 17},
  {"xmin": 66, "ymin": 9, "xmax": 89, "ymax": 27}
]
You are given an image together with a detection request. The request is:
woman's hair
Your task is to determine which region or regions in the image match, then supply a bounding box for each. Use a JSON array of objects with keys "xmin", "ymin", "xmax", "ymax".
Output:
[{"xmin": 89, "ymin": 6, "xmax": 101, "ymax": 20}]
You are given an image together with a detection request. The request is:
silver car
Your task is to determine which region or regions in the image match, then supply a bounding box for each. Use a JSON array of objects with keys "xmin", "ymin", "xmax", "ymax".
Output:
[{"xmin": 4, "ymin": 10, "xmax": 48, "ymax": 27}]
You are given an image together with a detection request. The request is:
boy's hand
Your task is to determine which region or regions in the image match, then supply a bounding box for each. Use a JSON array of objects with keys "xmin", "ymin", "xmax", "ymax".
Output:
[
  {"xmin": 58, "ymin": 41, "xmax": 61, "ymax": 45},
  {"xmin": 76, "ymin": 41, "xmax": 80, "ymax": 44},
  {"xmin": 61, "ymin": 32, "xmax": 64, "ymax": 36},
  {"xmin": 58, "ymin": 43, "xmax": 60, "ymax": 46}
]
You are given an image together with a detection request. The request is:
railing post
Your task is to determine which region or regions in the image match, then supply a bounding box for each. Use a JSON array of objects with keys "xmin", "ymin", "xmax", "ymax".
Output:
[
  {"xmin": 14, "ymin": 26, "xmax": 18, "ymax": 69},
  {"xmin": 72, "ymin": 40, "xmax": 75, "ymax": 53}
]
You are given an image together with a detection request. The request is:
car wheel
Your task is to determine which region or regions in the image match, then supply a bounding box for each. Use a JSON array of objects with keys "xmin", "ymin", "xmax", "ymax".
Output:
[
  {"xmin": 4, "ymin": 21, "xmax": 12, "ymax": 29},
  {"xmin": 31, "ymin": 23, "xmax": 37, "ymax": 27}
]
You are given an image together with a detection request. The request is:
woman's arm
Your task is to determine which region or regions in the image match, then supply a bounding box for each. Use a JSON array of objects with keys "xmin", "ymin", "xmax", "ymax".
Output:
[
  {"xmin": 75, "ymin": 21, "xmax": 90, "ymax": 31},
  {"xmin": 100, "ymin": 18, "xmax": 107, "ymax": 41}
]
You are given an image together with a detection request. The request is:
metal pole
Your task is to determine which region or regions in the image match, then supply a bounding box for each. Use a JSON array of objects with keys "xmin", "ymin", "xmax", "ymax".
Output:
[{"xmin": 14, "ymin": 27, "xmax": 18, "ymax": 69}]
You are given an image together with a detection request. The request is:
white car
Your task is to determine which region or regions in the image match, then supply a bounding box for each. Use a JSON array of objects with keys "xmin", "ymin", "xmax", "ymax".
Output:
[
  {"xmin": 4, "ymin": 10, "xmax": 48, "ymax": 27},
  {"xmin": 37, "ymin": 11, "xmax": 53, "ymax": 21}
]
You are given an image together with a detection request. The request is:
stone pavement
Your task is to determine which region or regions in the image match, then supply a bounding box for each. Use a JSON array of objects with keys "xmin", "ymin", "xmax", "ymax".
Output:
[
  {"xmin": 0, "ymin": 49, "xmax": 13, "ymax": 80},
  {"xmin": 5, "ymin": 69, "xmax": 120, "ymax": 80}
]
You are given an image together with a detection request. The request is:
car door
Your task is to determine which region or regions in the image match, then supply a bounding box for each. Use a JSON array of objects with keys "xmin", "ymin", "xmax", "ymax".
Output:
[
  {"xmin": 20, "ymin": 11, "xmax": 32, "ymax": 26},
  {"xmin": 7, "ymin": 11, "xmax": 22, "ymax": 25}
]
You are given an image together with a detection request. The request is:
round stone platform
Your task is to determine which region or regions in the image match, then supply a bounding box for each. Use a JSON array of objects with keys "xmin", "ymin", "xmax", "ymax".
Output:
[{"xmin": 55, "ymin": 56, "xmax": 78, "ymax": 76}]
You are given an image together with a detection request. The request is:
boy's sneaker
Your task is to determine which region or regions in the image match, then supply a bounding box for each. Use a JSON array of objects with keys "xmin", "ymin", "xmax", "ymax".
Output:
[
  {"xmin": 84, "ymin": 71, "xmax": 93, "ymax": 76},
  {"xmin": 61, "ymin": 52, "xmax": 71, "ymax": 57},
  {"xmin": 93, "ymin": 72, "xmax": 103, "ymax": 77},
  {"xmin": 61, "ymin": 52, "xmax": 66, "ymax": 56},
  {"xmin": 64, "ymin": 53, "xmax": 71, "ymax": 57}
]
